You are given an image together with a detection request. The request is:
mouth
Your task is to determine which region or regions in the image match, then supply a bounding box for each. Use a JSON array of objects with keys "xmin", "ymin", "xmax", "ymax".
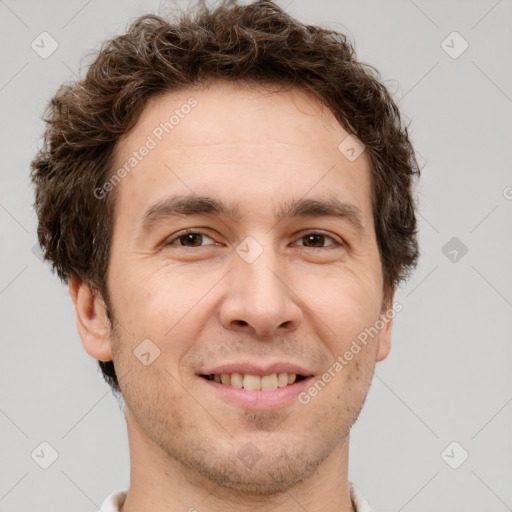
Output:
[
  {"xmin": 200, "ymin": 372, "xmax": 307, "ymax": 390},
  {"xmin": 197, "ymin": 369, "xmax": 313, "ymax": 410},
  {"xmin": 196, "ymin": 361, "xmax": 315, "ymax": 409}
]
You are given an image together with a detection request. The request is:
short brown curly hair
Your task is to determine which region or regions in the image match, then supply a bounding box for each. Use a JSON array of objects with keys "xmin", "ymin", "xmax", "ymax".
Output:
[{"xmin": 30, "ymin": 0, "xmax": 421, "ymax": 394}]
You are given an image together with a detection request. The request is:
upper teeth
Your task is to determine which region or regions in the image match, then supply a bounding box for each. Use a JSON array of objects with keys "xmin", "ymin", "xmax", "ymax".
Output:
[{"xmin": 209, "ymin": 373, "xmax": 297, "ymax": 390}]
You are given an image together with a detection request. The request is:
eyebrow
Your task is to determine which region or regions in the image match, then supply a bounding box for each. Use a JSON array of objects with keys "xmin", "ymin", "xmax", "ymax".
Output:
[{"xmin": 138, "ymin": 194, "xmax": 367, "ymax": 236}]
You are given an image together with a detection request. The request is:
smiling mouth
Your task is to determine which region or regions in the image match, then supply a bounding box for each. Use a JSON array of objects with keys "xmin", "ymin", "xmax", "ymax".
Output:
[{"xmin": 200, "ymin": 373, "xmax": 307, "ymax": 390}]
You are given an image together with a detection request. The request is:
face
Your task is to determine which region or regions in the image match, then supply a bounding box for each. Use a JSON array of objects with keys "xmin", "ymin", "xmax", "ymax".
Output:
[{"xmin": 97, "ymin": 81, "xmax": 394, "ymax": 494}]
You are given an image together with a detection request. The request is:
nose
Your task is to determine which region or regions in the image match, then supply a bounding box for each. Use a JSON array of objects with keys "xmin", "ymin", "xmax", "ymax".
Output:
[{"xmin": 219, "ymin": 244, "xmax": 303, "ymax": 338}]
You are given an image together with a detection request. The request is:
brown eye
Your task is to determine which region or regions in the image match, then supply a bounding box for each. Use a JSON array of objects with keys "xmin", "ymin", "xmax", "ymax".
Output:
[
  {"xmin": 166, "ymin": 230, "xmax": 216, "ymax": 247},
  {"xmin": 295, "ymin": 232, "xmax": 338, "ymax": 248},
  {"xmin": 178, "ymin": 233, "xmax": 203, "ymax": 247}
]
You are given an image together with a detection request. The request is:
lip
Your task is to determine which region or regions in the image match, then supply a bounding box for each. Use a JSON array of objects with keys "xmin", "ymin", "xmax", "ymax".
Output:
[
  {"xmin": 198, "ymin": 374, "xmax": 313, "ymax": 410},
  {"xmin": 198, "ymin": 362, "xmax": 314, "ymax": 377}
]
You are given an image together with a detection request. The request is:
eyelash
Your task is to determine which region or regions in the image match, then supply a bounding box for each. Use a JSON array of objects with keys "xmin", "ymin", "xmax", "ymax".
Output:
[{"xmin": 163, "ymin": 229, "xmax": 343, "ymax": 249}]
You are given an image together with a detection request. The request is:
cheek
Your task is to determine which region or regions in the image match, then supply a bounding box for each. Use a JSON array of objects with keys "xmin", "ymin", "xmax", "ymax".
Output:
[
  {"xmin": 110, "ymin": 260, "xmax": 195, "ymax": 328},
  {"xmin": 304, "ymin": 270, "xmax": 382, "ymax": 390},
  {"xmin": 140, "ymin": 268, "xmax": 218, "ymax": 329},
  {"xmin": 307, "ymin": 269, "xmax": 382, "ymax": 334},
  {"xmin": 112, "ymin": 265, "xmax": 222, "ymax": 371}
]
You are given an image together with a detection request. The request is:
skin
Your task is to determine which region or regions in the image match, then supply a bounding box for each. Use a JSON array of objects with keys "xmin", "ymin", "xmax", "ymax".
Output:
[{"xmin": 69, "ymin": 80, "xmax": 395, "ymax": 512}]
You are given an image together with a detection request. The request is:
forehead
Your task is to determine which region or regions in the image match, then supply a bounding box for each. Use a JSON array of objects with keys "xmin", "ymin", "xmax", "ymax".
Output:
[{"xmin": 110, "ymin": 80, "xmax": 373, "ymax": 232}]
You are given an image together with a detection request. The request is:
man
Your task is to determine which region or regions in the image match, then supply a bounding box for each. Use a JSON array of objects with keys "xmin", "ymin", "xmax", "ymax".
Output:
[{"xmin": 30, "ymin": 1, "xmax": 420, "ymax": 510}]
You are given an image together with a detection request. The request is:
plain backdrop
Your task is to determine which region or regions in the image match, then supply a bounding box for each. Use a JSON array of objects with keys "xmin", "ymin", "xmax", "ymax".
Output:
[{"xmin": 1, "ymin": 1, "xmax": 511, "ymax": 511}]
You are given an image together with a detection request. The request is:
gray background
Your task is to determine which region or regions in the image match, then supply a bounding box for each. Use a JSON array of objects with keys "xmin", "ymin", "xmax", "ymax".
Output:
[{"xmin": 1, "ymin": 0, "xmax": 511, "ymax": 510}]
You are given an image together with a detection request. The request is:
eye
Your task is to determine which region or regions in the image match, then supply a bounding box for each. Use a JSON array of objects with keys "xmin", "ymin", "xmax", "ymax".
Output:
[
  {"xmin": 164, "ymin": 229, "xmax": 217, "ymax": 248},
  {"xmin": 162, "ymin": 230, "xmax": 342, "ymax": 249},
  {"xmin": 293, "ymin": 232, "xmax": 341, "ymax": 248}
]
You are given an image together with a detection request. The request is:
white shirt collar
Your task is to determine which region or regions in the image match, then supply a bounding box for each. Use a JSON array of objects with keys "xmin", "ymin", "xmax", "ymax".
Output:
[{"xmin": 99, "ymin": 481, "xmax": 374, "ymax": 511}]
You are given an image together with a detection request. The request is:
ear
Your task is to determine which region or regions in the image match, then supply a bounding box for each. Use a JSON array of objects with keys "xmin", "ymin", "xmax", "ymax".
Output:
[
  {"xmin": 69, "ymin": 274, "xmax": 113, "ymax": 362},
  {"xmin": 376, "ymin": 285, "xmax": 397, "ymax": 363}
]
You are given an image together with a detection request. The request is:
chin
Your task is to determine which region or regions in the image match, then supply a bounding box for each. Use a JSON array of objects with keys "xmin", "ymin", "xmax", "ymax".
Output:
[{"xmin": 172, "ymin": 434, "xmax": 333, "ymax": 497}]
